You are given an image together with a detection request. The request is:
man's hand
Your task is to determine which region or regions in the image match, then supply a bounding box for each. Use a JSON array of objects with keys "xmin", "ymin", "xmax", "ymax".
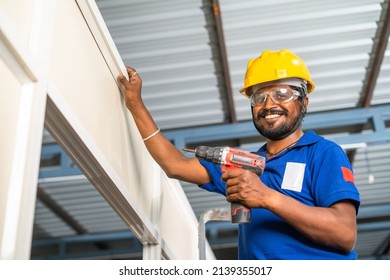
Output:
[
  {"xmin": 117, "ymin": 66, "xmax": 143, "ymax": 109},
  {"xmin": 222, "ymin": 169, "xmax": 273, "ymax": 208}
]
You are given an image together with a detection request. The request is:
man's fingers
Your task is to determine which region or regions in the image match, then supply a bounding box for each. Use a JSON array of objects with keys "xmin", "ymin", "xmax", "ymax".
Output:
[
  {"xmin": 130, "ymin": 71, "xmax": 138, "ymax": 78},
  {"xmin": 125, "ymin": 66, "xmax": 138, "ymax": 78},
  {"xmin": 126, "ymin": 66, "xmax": 135, "ymax": 72},
  {"xmin": 117, "ymin": 74, "xmax": 128, "ymax": 85}
]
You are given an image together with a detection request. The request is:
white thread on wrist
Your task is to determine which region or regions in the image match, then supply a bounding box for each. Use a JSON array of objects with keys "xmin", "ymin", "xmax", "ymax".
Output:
[{"xmin": 143, "ymin": 128, "xmax": 160, "ymax": 142}]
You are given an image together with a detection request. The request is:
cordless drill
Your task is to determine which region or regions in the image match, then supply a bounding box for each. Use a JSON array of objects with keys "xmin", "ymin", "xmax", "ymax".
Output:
[{"xmin": 182, "ymin": 146, "xmax": 265, "ymax": 224}]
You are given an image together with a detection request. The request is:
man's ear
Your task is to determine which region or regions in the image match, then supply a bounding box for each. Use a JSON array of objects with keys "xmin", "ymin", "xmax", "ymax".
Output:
[
  {"xmin": 300, "ymin": 95, "xmax": 309, "ymax": 115},
  {"xmin": 303, "ymin": 96, "xmax": 309, "ymax": 113},
  {"xmin": 304, "ymin": 95, "xmax": 309, "ymax": 107}
]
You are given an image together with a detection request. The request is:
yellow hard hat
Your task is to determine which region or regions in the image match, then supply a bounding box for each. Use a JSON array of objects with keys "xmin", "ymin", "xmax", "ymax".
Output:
[{"xmin": 240, "ymin": 49, "xmax": 315, "ymax": 97}]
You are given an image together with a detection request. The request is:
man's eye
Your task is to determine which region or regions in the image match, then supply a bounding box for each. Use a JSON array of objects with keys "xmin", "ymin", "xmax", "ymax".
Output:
[
  {"xmin": 276, "ymin": 91, "xmax": 289, "ymax": 98},
  {"xmin": 256, "ymin": 94, "xmax": 266, "ymax": 101}
]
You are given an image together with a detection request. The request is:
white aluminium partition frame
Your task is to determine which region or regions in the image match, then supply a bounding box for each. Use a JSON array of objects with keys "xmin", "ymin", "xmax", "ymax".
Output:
[
  {"xmin": 0, "ymin": 0, "xmax": 55, "ymax": 260},
  {"xmin": 0, "ymin": 0, "xmax": 206, "ymax": 260}
]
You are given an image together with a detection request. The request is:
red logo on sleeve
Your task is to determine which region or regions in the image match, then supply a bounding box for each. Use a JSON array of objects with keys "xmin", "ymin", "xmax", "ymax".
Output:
[{"xmin": 341, "ymin": 167, "xmax": 355, "ymax": 184}]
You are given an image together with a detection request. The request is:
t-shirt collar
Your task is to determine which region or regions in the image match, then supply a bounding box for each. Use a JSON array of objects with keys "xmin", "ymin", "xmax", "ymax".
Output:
[{"xmin": 256, "ymin": 130, "xmax": 322, "ymax": 154}]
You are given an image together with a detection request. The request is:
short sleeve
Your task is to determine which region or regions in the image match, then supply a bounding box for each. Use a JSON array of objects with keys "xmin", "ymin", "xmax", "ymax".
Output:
[
  {"xmin": 198, "ymin": 159, "xmax": 226, "ymax": 196},
  {"xmin": 311, "ymin": 143, "xmax": 360, "ymax": 212}
]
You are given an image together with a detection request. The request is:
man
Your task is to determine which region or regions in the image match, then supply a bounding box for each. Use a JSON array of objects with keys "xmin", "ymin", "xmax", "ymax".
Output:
[{"xmin": 118, "ymin": 49, "xmax": 360, "ymax": 260}]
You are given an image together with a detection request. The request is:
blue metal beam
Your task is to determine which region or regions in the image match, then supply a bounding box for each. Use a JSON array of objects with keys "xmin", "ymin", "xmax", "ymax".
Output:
[
  {"xmin": 31, "ymin": 230, "xmax": 143, "ymax": 260},
  {"xmin": 40, "ymin": 105, "xmax": 390, "ymax": 179},
  {"xmin": 358, "ymin": 221, "xmax": 390, "ymax": 233},
  {"xmin": 357, "ymin": 204, "xmax": 390, "ymax": 220},
  {"xmin": 32, "ymin": 230, "xmax": 136, "ymax": 246},
  {"xmin": 163, "ymin": 105, "xmax": 390, "ymax": 147},
  {"xmin": 39, "ymin": 143, "xmax": 82, "ymax": 178}
]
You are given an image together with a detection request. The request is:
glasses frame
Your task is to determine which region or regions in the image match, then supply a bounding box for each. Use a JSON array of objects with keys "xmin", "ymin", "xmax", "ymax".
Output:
[{"xmin": 250, "ymin": 87, "xmax": 302, "ymax": 106}]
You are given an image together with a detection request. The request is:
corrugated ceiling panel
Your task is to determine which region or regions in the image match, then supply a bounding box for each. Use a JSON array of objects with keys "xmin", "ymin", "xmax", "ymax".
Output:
[
  {"xmin": 97, "ymin": 0, "xmax": 224, "ymax": 129},
  {"xmin": 371, "ymin": 0, "xmax": 390, "ymax": 105},
  {"xmin": 353, "ymin": 143, "xmax": 390, "ymax": 206},
  {"xmin": 372, "ymin": 49, "xmax": 390, "ymax": 105},
  {"xmin": 37, "ymin": 178, "xmax": 128, "ymax": 235},
  {"xmin": 34, "ymin": 202, "xmax": 76, "ymax": 238},
  {"xmin": 219, "ymin": 0, "xmax": 384, "ymax": 121},
  {"xmin": 355, "ymin": 230, "xmax": 389, "ymax": 258}
]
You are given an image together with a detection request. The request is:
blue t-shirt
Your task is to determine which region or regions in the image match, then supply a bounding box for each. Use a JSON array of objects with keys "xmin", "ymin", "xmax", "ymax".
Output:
[{"xmin": 198, "ymin": 130, "xmax": 360, "ymax": 260}]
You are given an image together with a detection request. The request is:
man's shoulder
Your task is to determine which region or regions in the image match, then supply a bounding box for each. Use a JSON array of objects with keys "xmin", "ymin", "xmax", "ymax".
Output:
[
  {"xmin": 302, "ymin": 130, "xmax": 339, "ymax": 148},
  {"xmin": 301, "ymin": 131, "xmax": 350, "ymax": 166},
  {"xmin": 300, "ymin": 131, "xmax": 346, "ymax": 159}
]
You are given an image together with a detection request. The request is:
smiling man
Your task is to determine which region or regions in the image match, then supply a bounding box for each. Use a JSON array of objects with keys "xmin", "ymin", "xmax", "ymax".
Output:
[{"xmin": 118, "ymin": 49, "xmax": 361, "ymax": 260}]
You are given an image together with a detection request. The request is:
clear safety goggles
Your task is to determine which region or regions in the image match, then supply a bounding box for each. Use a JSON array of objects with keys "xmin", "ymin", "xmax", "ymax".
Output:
[{"xmin": 250, "ymin": 87, "xmax": 302, "ymax": 106}]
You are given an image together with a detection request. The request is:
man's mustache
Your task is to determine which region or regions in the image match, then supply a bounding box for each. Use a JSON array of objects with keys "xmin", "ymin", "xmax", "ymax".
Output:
[{"xmin": 258, "ymin": 109, "xmax": 288, "ymax": 118}]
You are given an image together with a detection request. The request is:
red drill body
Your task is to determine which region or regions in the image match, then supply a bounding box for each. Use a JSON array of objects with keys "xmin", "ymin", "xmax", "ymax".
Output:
[{"xmin": 182, "ymin": 146, "xmax": 265, "ymax": 223}]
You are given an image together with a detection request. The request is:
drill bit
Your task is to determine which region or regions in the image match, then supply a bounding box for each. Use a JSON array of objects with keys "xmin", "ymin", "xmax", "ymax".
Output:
[{"xmin": 181, "ymin": 148, "xmax": 195, "ymax": 153}]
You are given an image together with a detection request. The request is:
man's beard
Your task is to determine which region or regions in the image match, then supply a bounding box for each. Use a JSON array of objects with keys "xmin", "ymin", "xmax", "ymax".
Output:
[{"xmin": 252, "ymin": 108, "xmax": 304, "ymax": 140}]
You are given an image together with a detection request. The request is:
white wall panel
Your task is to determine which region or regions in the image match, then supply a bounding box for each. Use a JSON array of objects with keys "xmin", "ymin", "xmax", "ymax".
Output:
[
  {"xmin": 0, "ymin": 58, "xmax": 22, "ymax": 243},
  {"xmin": 1, "ymin": 0, "xmax": 202, "ymax": 260},
  {"xmin": 48, "ymin": 0, "xmax": 135, "ymax": 189},
  {"xmin": 0, "ymin": 0, "xmax": 51, "ymax": 259},
  {"xmin": 0, "ymin": 0, "xmax": 35, "ymax": 46}
]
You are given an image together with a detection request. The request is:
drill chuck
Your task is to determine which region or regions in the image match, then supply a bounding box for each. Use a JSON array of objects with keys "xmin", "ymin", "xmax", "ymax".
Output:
[
  {"xmin": 193, "ymin": 146, "xmax": 225, "ymax": 165},
  {"xmin": 182, "ymin": 146, "xmax": 226, "ymax": 165}
]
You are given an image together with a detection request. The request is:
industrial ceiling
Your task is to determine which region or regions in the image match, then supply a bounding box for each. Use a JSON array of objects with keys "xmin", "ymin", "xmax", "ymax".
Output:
[{"xmin": 33, "ymin": 0, "xmax": 390, "ymax": 260}]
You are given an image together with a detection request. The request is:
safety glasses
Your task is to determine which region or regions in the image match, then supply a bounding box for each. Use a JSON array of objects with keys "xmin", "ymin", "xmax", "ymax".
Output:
[{"xmin": 250, "ymin": 88, "xmax": 301, "ymax": 106}]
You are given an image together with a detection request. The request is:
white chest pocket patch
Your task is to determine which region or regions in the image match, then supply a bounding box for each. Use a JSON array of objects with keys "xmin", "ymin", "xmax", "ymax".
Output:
[{"xmin": 281, "ymin": 162, "xmax": 306, "ymax": 192}]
